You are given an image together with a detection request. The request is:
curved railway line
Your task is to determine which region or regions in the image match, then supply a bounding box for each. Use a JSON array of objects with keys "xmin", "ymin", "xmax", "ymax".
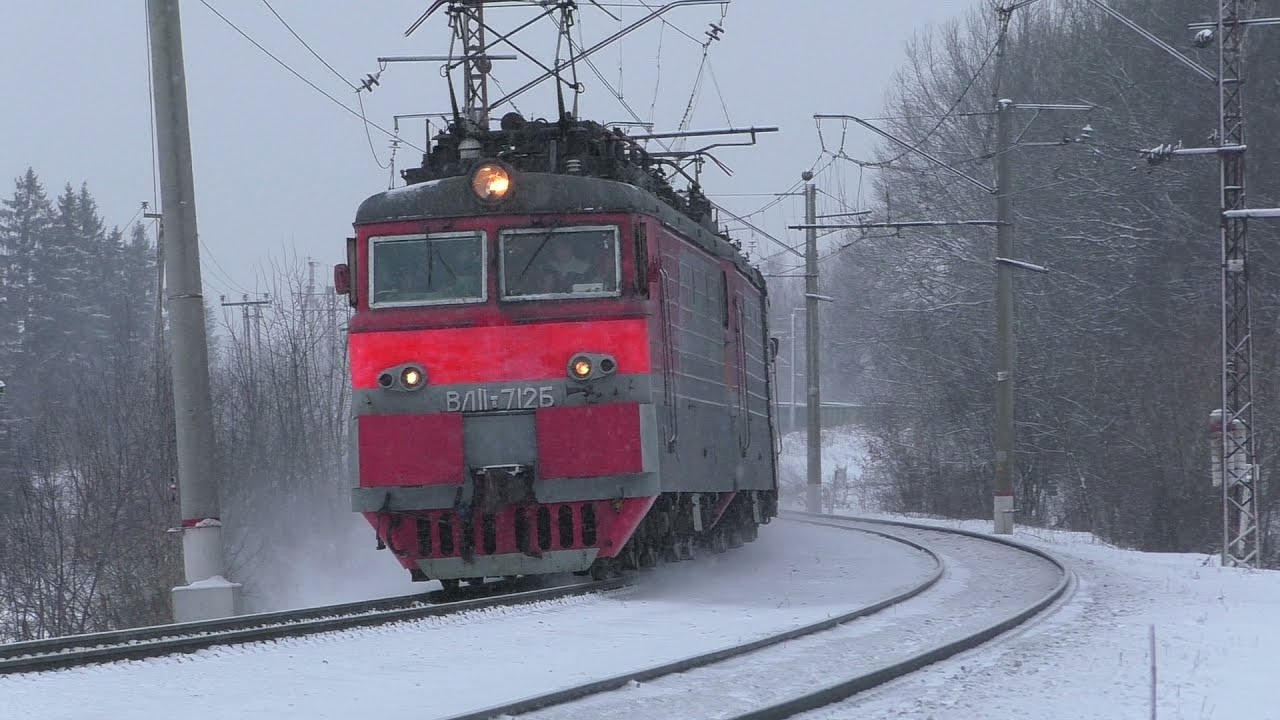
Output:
[
  {"xmin": 1, "ymin": 511, "xmax": 1071, "ymax": 720},
  {"xmin": 445, "ymin": 511, "xmax": 1070, "ymax": 720},
  {"xmin": 0, "ymin": 577, "xmax": 625, "ymax": 675}
]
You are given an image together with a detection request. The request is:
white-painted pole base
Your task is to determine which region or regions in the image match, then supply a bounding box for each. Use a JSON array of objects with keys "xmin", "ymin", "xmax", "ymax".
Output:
[
  {"xmin": 171, "ymin": 522, "xmax": 242, "ymax": 623},
  {"xmin": 806, "ymin": 483, "xmax": 821, "ymax": 514},
  {"xmin": 993, "ymin": 494, "xmax": 1014, "ymax": 535}
]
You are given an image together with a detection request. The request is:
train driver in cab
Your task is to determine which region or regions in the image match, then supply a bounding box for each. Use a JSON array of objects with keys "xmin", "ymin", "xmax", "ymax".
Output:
[{"xmin": 544, "ymin": 239, "xmax": 594, "ymax": 294}]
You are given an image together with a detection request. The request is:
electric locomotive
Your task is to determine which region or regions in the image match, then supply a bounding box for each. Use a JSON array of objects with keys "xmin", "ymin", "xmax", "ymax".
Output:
[{"xmin": 334, "ymin": 113, "xmax": 779, "ymax": 587}]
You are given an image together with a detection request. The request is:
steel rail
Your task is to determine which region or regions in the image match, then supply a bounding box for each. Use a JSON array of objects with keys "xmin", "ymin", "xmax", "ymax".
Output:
[
  {"xmin": 438, "ymin": 522, "xmax": 945, "ymax": 720},
  {"xmin": 723, "ymin": 510, "xmax": 1073, "ymax": 720},
  {"xmin": 0, "ymin": 578, "xmax": 625, "ymax": 675},
  {"xmin": 0, "ymin": 575, "xmax": 551, "ymax": 661}
]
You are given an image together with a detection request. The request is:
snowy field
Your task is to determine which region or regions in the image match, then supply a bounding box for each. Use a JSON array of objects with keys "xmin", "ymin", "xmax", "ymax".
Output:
[
  {"xmin": 784, "ymin": 428, "xmax": 1280, "ymax": 720},
  {"xmin": 0, "ymin": 521, "xmax": 935, "ymax": 720}
]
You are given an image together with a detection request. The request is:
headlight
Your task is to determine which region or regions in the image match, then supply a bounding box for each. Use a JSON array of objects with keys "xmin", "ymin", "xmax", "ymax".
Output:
[
  {"xmin": 567, "ymin": 353, "xmax": 617, "ymax": 381},
  {"xmin": 379, "ymin": 364, "xmax": 427, "ymax": 391},
  {"xmin": 401, "ymin": 367, "xmax": 425, "ymax": 390},
  {"xmin": 472, "ymin": 162, "xmax": 512, "ymax": 202}
]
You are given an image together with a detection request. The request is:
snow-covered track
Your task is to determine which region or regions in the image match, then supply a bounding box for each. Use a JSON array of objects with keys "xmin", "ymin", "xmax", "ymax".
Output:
[
  {"xmin": 460, "ymin": 512, "xmax": 1068, "ymax": 720},
  {"xmin": 438, "ymin": 521, "xmax": 945, "ymax": 720},
  {"xmin": 721, "ymin": 511, "xmax": 1071, "ymax": 720},
  {"xmin": 0, "ymin": 577, "xmax": 625, "ymax": 675}
]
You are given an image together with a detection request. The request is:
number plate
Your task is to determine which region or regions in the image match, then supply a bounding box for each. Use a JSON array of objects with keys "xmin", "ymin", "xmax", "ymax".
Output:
[{"xmin": 445, "ymin": 386, "xmax": 555, "ymax": 412}]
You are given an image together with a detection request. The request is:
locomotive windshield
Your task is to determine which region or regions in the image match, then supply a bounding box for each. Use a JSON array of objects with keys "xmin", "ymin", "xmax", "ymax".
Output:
[
  {"xmin": 369, "ymin": 232, "xmax": 486, "ymax": 307},
  {"xmin": 500, "ymin": 226, "xmax": 620, "ymax": 300}
]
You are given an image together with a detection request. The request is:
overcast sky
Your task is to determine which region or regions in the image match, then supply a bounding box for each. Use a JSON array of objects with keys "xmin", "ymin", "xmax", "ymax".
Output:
[{"xmin": 1, "ymin": 1, "xmax": 977, "ymax": 300}]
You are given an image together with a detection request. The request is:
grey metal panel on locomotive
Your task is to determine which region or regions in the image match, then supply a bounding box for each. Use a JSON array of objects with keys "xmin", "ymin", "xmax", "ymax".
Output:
[
  {"xmin": 353, "ymin": 374, "xmax": 654, "ymax": 416},
  {"xmin": 352, "ymin": 473, "xmax": 659, "ymax": 512},
  {"xmin": 652, "ymin": 237, "xmax": 777, "ymax": 495}
]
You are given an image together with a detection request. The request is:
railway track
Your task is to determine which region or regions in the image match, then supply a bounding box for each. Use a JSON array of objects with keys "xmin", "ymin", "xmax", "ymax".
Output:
[
  {"xmin": 0, "ymin": 577, "xmax": 626, "ymax": 675},
  {"xmin": 444, "ymin": 511, "xmax": 1070, "ymax": 720}
]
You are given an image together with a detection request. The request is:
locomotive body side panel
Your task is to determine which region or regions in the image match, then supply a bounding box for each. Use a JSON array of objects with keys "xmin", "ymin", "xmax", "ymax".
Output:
[{"xmin": 650, "ymin": 224, "xmax": 776, "ymax": 495}]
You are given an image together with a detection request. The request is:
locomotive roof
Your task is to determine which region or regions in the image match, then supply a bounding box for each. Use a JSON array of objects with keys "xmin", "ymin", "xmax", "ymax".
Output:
[{"xmin": 355, "ymin": 171, "xmax": 765, "ymax": 289}]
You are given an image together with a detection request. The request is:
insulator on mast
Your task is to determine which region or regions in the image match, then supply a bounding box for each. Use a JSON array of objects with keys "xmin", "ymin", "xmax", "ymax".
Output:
[{"xmin": 1209, "ymin": 409, "xmax": 1224, "ymax": 488}]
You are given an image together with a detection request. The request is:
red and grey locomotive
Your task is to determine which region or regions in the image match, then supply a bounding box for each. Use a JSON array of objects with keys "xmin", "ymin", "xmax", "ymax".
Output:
[{"xmin": 334, "ymin": 113, "xmax": 779, "ymax": 588}]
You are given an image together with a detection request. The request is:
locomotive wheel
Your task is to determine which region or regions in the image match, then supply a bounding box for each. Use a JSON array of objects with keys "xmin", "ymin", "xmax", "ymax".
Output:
[
  {"xmin": 639, "ymin": 544, "xmax": 660, "ymax": 568},
  {"xmin": 621, "ymin": 544, "xmax": 641, "ymax": 570},
  {"xmin": 655, "ymin": 511, "xmax": 673, "ymax": 536},
  {"xmin": 439, "ymin": 578, "xmax": 461, "ymax": 592},
  {"xmin": 677, "ymin": 537, "xmax": 696, "ymax": 561},
  {"xmin": 727, "ymin": 526, "xmax": 744, "ymax": 549},
  {"xmin": 590, "ymin": 559, "xmax": 618, "ymax": 580},
  {"xmin": 709, "ymin": 530, "xmax": 728, "ymax": 554}
]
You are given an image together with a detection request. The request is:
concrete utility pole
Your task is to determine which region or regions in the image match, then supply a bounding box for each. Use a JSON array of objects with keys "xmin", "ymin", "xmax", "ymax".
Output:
[
  {"xmin": 221, "ymin": 296, "xmax": 271, "ymax": 367},
  {"xmin": 992, "ymin": 12, "xmax": 1016, "ymax": 533},
  {"xmin": 143, "ymin": 206, "xmax": 166, "ymax": 389},
  {"xmin": 988, "ymin": 9, "xmax": 1096, "ymax": 535},
  {"xmin": 147, "ymin": 0, "xmax": 241, "ymax": 621},
  {"xmin": 789, "ymin": 306, "xmax": 803, "ymax": 433},
  {"xmin": 803, "ymin": 171, "xmax": 823, "ymax": 513}
]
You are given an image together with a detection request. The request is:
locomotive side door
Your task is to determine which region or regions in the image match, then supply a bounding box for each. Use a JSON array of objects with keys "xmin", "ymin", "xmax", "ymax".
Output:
[{"xmin": 722, "ymin": 270, "xmax": 750, "ymax": 458}]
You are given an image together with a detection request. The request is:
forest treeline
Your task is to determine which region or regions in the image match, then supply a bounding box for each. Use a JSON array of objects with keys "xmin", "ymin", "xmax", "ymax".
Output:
[
  {"xmin": 807, "ymin": 0, "xmax": 1279, "ymax": 561},
  {"xmin": 0, "ymin": 169, "xmax": 354, "ymax": 641}
]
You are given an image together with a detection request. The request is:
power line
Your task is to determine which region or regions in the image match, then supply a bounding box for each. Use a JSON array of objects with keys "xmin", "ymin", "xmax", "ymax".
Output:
[
  {"xmin": 748, "ymin": 155, "xmax": 844, "ymax": 265},
  {"xmin": 261, "ymin": 0, "xmax": 357, "ymax": 91},
  {"xmin": 198, "ymin": 237, "xmax": 252, "ymax": 296},
  {"xmin": 143, "ymin": 6, "xmax": 159, "ymax": 209},
  {"xmin": 357, "ymin": 91, "xmax": 390, "ymax": 169},
  {"xmin": 866, "ymin": 29, "xmax": 1004, "ymax": 167},
  {"xmin": 647, "ymin": 21, "xmax": 664, "ymax": 124},
  {"xmin": 259, "ymin": 0, "xmax": 391, "ymax": 170},
  {"xmin": 705, "ymin": 57, "xmax": 732, "ymax": 126},
  {"xmin": 675, "ymin": 3, "xmax": 729, "ymax": 139},
  {"xmin": 197, "ymin": 0, "xmax": 423, "ymax": 153},
  {"xmin": 630, "ymin": 0, "xmax": 709, "ymax": 45}
]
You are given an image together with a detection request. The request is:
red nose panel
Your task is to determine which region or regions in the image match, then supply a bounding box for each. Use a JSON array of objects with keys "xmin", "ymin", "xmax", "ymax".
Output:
[
  {"xmin": 358, "ymin": 413, "xmax": 464, "ymax": 487},
  {"xmin": 536, "ymin": 402, "xmax": 645, "ymax": 479},
  {"xmin": 349, "ymin": 319, "xmax": 651, "ymax": 389}
]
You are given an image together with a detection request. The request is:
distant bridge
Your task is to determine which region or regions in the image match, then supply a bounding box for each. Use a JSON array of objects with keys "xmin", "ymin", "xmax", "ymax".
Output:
[{"xmin": 773, "ymin": 402, "xmax": 890, "ymax": 433}]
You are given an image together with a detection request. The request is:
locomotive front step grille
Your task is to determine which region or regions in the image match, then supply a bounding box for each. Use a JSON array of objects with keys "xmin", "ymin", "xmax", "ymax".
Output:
[{"xmin": 414, "ymin": 501, "xmax": 605, "ymax": 560}]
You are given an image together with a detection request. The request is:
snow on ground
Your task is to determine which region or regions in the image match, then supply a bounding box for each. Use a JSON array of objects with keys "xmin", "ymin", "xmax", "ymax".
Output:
[
  {"xmin": 0, "ymin": 521, "xmax": 935, "ymax": 720},
  {"xmin": 777, "ymin": 428, "xmax": 871, "ymax": 512},
  {"xmin": 5, "ymin": 427, "xmax": 1276, "ymax": 719},
  {"xmin": 783, "ymin": 428, "xmax": 1280, "ymax": 720},
  {"xmin": 804, "ymin": 515, "xmax": 1280, "ymax": 720},
  {"xmin": 521, "ymin": 520, "xmax": 1062, "ymax": 720}
]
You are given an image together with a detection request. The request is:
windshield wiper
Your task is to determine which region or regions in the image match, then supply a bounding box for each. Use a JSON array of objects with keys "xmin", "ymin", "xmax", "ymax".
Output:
[{"xmin": 516, "ymin": 223, "xmax": 564, "ymax": 280}]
